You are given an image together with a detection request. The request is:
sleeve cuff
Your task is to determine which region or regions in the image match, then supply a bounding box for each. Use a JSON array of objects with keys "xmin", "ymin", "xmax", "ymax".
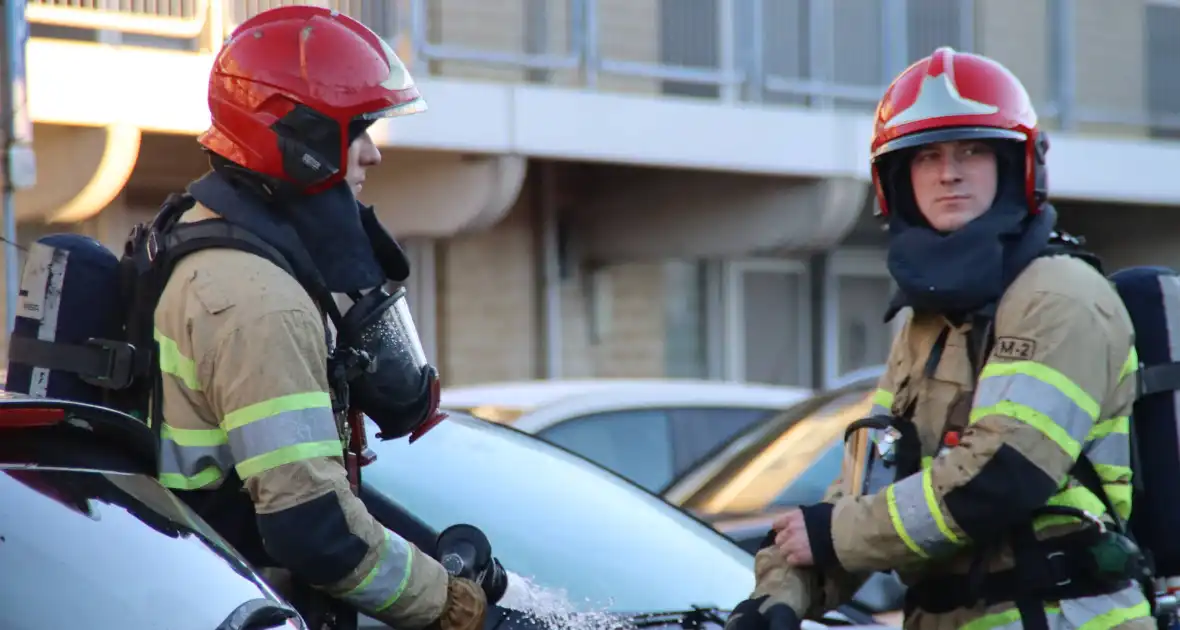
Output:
[{"xmin": 800, "ymin": 502, "xmax": 842, "ymax": 573}]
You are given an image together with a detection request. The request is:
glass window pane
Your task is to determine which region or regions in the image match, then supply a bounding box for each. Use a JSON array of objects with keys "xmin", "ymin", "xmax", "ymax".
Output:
[
  {"xmin": 540, "ymin": 410, "xmax": 675, "ymax": 492},
  {"xmin": 741, "ymin": 269, "xmax": 807, "ymax": 387},
  {"xmin": 836, "ymin": 275, "xmax": 894, "ymax": 378},
  {"xmin": 669, "ymin": 408, "xmax": 774, "ymax": 476},
  {"xmin": 664, "ymin": 261, "xmax": 708, "ymax": 378}
]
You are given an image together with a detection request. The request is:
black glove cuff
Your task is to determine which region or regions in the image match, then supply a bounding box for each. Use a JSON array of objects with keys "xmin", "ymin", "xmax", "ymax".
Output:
[{"xmin": 800, "ymin": 502, "xmax": 843, "ymax": 573}]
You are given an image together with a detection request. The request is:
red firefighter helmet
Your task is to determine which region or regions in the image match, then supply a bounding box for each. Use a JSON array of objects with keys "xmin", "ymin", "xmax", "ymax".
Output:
[
  {"xmin": 198, "ymin": 6, "xmax": 425, "ymax": 193},
  {"xmin": 870, "ymin": 47, "xmax": 1047, "ymax": 217}
]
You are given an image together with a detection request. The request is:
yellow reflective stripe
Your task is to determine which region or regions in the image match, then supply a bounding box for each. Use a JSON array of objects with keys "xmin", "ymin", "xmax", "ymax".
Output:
[
  {"xmin": 222, "ymin": 391, "xmax": 342, "ymax": 480},
  {"xmin": 337, "ymin": 530, "xmax": 415, "ymax": 613},
  {"xmin": 159, "ymin": 465, "xmax": 223, "ymax": 491},
  {"xmin": 154, "ymin": 329, "xmax": 201, "ymax": 391},
  {"xmin": 979, "ymin": 360, "xmax": 1100, "ymax": 419},
  {"xmin": 157, "ymin": 423, "xmax": 230, "ymax": 490},
  {"xmin": 1089, "ymin": 416, "xmax": 1128, "ymax": 440},
  {"xmin": 960, "ymin": 605, "xmax": 1061, "ymax": 630},
  {"xmin": 957, "ymin": 584, "xmax": 1148, "ymax": 630},
  {"xmin": 971, "ymin": 360, "xmax": 1101, "ymax": 461},
  {"xmin": 885, "ymin": 468, "xmax": 963, "ymax": 559},
  {"xmin": 1084, "ymin": 417, "xmax": 1133, "ymax": 520},
  {"xmin": 235, "ymin": 441, "xmax": 344, "ymax": 479},
  {"xmin": 871, "ymin": 389, "xmax": 893, "ymax": 408},
  {"xmin": 1120, "ymin": 347, "xmax": 1139, "ymax": 382},
  {"xmin": 1078, "ymin": 605, "xmax": 1152, "ymax": 630},
  {"xmin": 971, "ymin": 400, "xmax": 1083, "ymax": 459},
  {"xmin": 1104, "ymin": 482, "xmax": 1133, "ymax": 521},
  {"xmin": 1035, "ymin": 486, "xmax": 1107, "ymax": 530},
  {"xmin": 161, "ymin": 423, "xmax": 227, "ymax": 447},
  {"xmin": 223, "ymin": 391, "xmax": 333, "ymax": 430}
]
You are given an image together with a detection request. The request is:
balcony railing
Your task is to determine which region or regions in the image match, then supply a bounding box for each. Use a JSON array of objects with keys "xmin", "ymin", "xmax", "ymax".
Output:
[{"xmin": 25, "ymin": 0, "xmax": 1180, "ymax": 137}]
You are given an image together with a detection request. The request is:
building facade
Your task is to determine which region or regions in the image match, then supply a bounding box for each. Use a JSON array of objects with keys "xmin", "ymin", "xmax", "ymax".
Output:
[{"xmin": 10, "ymin": 0, "xmax": 1180, "ymax": 391}]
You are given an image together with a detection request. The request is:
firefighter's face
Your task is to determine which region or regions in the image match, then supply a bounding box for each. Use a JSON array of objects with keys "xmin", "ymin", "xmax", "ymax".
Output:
[
  {"xmin": 909, "ymin": 140, "xmax": 998, "ymax": 232},
  {"xmin": 346, "ymin": 131, "xmax": 382, "ymax": 197}
]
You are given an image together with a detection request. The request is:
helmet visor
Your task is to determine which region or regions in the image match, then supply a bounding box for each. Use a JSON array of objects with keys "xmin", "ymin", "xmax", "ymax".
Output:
[{"xmin": 873, "ymin": 126, "xmax": 1026, "ymax": 161}]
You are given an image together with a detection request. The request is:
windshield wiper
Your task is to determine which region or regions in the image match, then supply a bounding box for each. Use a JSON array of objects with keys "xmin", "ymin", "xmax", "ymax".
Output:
[
  {"xmin": 629, "ymin": 606, "xmax": 729, "ymax": 629},
  {"xmin": 215, "ymin": 598, "xmax": 300, "ymax": 630}
]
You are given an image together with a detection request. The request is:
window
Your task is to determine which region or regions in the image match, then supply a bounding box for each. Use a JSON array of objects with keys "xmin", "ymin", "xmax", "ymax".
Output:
[
  {"xmin": 724, "ymin": 259, "xmax": 811, "ymax": 387},
  {"xmin": 539, "ymin": 410, "xmax": 675, "ymax": 492},
  {"xmin": 906, "ymin": 0, "xmax": 970, "ymax": 62},
  {"xmin": 678, "ymin": 389, "xmax": 874, "ymax": 516},
  {"xmin": 668, "ymin": 407, "xmax": 776, "ymax": 477},
  {"xmin": 658, "ymin": 0, "xmax": 721, "ymax": 99},
  {"xmin": 824, "ymin": 249, "xmax": 895, "ymax": 389},
  {"xmin": 1146, "ymin": 2, "xmax": 1180, "ymax": 139},
  {"xmin": 664, "ymin": 261, "xmax": 709, "ymax": 379},
  {"xmin": 770, "ymin": 438, "xmax": 845, "ymax": 506},
  {"xmin": 758, "ymin": 0, "xmax": 886, "ymax": 111}
]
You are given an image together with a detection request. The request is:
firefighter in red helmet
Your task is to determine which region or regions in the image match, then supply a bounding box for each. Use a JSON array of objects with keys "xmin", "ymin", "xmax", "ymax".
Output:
[
  {"xmin": 725, "ymin": 47, "xmax": 1152, "ymax": 630},
  {"xmin": 150, "ymin": 6, "xmax": 495, "ymax": 630}
]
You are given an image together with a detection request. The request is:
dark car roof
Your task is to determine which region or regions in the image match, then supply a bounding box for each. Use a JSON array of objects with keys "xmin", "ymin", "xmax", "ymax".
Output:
[{"xmin": 0, "ymin": 393, "xmax": 299, "ymax": 629}]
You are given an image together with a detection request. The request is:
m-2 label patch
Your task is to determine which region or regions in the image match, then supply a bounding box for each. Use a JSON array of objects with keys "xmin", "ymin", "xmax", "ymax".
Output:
[{"xmin": 994, "ymin": 336, "xmax": 1037, "ymax": 360}]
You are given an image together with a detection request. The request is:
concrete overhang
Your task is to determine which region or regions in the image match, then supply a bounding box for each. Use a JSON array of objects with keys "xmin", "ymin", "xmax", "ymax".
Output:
[
  {"xmin": 569, "ymin": 170, "xmax": 869, "ymax": 261},
  {"xmin": 4, "ymin": 123, "xmax": 141, "ymax": 224},
  {"xmin": 124, "ymin": 134, "xmax": 523, "ymax": 239}
]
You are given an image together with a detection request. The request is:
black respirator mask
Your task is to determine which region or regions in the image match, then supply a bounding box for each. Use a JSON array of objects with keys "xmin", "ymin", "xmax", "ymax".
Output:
[{"xmin": 333, "ymin": 207, "xmax": 447, "ymax": 444}]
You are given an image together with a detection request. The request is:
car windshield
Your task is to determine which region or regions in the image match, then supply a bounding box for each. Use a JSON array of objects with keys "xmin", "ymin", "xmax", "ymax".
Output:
[
  {"xmin": 362, "ymin": 414, "xmax": 754, "ymax": 613},
  {"xmin": 0, "ymin": 467, "xmax": 295, "ymax": 630},
  {"xmin": 672, "ymin": 388, "xmax": 874, "ymax": 516}
]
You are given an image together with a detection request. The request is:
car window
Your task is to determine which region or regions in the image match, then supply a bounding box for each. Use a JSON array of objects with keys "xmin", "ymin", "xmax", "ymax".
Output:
[
  {"xmin": 668, "ymin": 408, "xmax": 774, "ymax": 478},
  {"xmin": 538, "ymin": 410, "xmax": 674, "ymax": 492},
  {"xmin": 362, "ymin": 415, "xmax": 753, "ymax": 613},
  {"xmin": 0, "ymin": 468, "xmax": 295, "ymax": 630},
  {"xmin": 771, "ymin": 438, "xmax": 845, "ymax": 506},
  {"xmin": 677, "ymin": 390, "xmax": 873, "ymax": 516}
]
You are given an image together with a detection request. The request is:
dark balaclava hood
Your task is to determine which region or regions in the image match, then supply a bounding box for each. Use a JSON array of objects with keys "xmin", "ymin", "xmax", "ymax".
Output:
[
  {"xmin": 881, "ymin": 139, "xmax": 1056, "ymax": 321},
  {"xmin": 190, "ymin": 119, "xmax": 389, "ymax": 295}
]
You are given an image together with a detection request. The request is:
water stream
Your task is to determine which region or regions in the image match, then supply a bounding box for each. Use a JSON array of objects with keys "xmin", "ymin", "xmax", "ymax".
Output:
[{"xmin": 498, "ymin": 570, "xmax": 633, "ymax": 630}]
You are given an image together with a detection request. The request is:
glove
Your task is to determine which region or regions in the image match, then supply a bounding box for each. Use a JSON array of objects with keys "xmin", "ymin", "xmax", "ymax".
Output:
[
  {"xmin": 428, "ymin": 576, "xmax": 487, "ymax": 630},
  {"xmin": 725, "ymin": 595, "xmax": 801, "ymax": 630},
  {"xmin": 725, "ymin": 547, "xmax": 813, "ymax": 630}
]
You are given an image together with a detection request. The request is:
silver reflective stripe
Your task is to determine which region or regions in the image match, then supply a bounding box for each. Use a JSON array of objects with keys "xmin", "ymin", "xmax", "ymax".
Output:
[
  {"xmin": 340, "ymin": 530, "xmax": 414, "ymax": 613},
  {"xmin": 18, "ymin": 243, "xmax": 69, "ymax": 398},
  {"xmin": 971, "ymin": 583, "xmax": 1148, "ymax": 630},
  {"xmin": 1086, "ymin": 431, "xmax": 1131, "ymax": 469},
  {"xmin": 888, "ymin": 469, "xmax": 960, "ymax": 558},
  {"xmin": 226, "ymin": 406, "xmax": 342, "ymax": 463},
  {"xmin": 868, "ymin": 404, "xmax": 891, "ymax": 417},
  {"xmin": 1058, "ymin": 583, "xmax": 1149, "ymax": 628},
  {"xmin": 158, "ymin": 424, "xmax": 233, "ymax": 490},
  {"xmin": 975, "ymin": 373, "xmax": 1094, "ymax": 445}
]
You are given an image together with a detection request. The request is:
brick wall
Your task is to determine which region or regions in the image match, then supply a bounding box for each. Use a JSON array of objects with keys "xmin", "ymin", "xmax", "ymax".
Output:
[{"xmin": 435, "ymin": 179, "xmax": 669, "ymax": 386}]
